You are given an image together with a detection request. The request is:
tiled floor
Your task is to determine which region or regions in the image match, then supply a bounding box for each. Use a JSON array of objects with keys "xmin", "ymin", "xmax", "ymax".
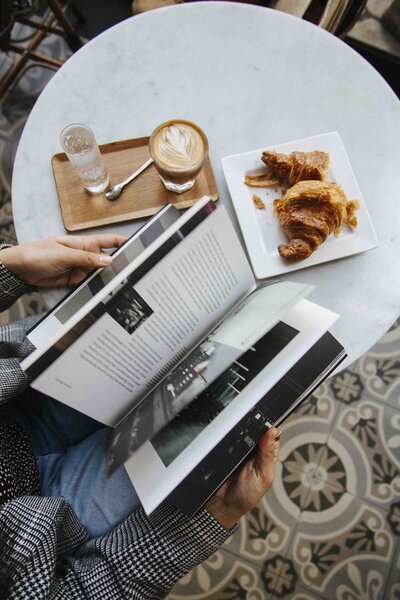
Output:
[
  {"xmin": 1, "ymin": 5, "xmax": 399, "ymax": 599},
  {"xmin": 170, "ymin": 318, "xmax": 400, "ymax": 598}
]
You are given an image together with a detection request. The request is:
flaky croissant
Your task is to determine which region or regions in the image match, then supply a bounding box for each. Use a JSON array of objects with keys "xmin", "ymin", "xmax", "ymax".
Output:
[
  {"xmin": 245, "ymin": 150, "xmax": 329, "ymax": 187},
  {"xmin": 273, "ymin": 180, "xmax": 358, "ymax": 262}
]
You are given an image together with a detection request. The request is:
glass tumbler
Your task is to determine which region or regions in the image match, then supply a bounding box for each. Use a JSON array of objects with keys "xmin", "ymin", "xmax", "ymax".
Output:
[
  {"xmin": 149, "ymin": 119, "xmax": 208, "ymax": 193},
  {"xmin": 60, "ymin": 123, "xmax": 109, "ymax": 193}
]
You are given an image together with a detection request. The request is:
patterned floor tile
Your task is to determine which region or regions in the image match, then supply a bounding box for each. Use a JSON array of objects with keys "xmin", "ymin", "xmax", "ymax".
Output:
[
  {"xmin": 329, "ymin": 399, "xmax": 400, "ymax": 508},
  {"xmin": 328, "ymin": 365, "xmax": 366, "ymax": 406},
  {"xmin": 223, "ymin": 491, "xmax": 294, "ymax": 567},
  {"xmin": 170, "ymin": 543, "xmax": 331, "ymax": 600},
  {"xmin": 288, "ymin": 494, "xmax": 395, "ymax": 600},
  {"xmin": 264, "ymin": 587, "xmax": 327, "ymax": 600},
  {"xmin": 383, "ymin": 536, "xmax": 400, "ymax": 600},
  {"xmin": 276, "ymin": 405, "xmax": 347, "ymax": 515},
  {"xmin": 278, "ymin": 404, "xmax": 334, "ymax": 463},
  {"xmin": 284, "ymin": 378, "xmax": 342, "ymax": 434},
  {"xmin": 258, "ymin": 551, "xmax": 309, "ymax": 600},
  {"xmin": 350, "ymin": 319, "xmax": 400, "ymax": 411},
  {"xmin": 169, "ymin": 547, "xmax": 268, "ymax": 599},
  {"xmin": 283, "ymin": 446, "xmax": 348, "ymax": 515}
]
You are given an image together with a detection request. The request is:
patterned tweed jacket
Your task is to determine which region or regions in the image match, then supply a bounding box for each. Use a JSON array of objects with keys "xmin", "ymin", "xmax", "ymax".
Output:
[{"xmin": 0, "ymin": 261, "xmax": 234, "ymax": 599}]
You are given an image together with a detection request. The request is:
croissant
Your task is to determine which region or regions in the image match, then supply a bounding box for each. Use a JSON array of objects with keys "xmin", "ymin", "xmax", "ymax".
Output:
[
  {"xmin": 245, "ymin": 150, "xmax": 329, "ymax": 187},
  {"xmin": 273, "ymin": 180, "xmax": 358, "ymax": 262}
]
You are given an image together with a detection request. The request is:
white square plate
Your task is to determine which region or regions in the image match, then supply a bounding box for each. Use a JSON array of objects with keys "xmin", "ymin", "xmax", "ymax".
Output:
[{"xmin": 221, "ymin": 132, "xmax": 378, "ymax": 279}]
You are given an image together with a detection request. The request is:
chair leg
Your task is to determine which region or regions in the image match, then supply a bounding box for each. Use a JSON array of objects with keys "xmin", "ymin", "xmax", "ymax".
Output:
[
  {"xmin": 0, "ymin": 2, "xmax": 75, "ymax": 102},
  {"xmin": 67, "ymin": 1, "xmax": 87, "ymax": 30},
  {"xmin": 45, "ymin": 0, "xmax": 83, "ymax": 52},
  {"xmin": 0, "ymin": 18, "xmax": 49, "ymax": 102}
]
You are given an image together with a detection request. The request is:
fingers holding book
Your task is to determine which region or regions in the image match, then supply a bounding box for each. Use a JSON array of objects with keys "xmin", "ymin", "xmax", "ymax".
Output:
[
  {"xmin": 0, "ymin": 234, "xmax": 127, "ymax": 288},
  {"xmin": 205, "ymin": 427, "xmax": 280, "ymax": 530}
]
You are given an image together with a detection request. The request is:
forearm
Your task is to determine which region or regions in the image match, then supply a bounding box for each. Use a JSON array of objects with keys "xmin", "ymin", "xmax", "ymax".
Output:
[
  {"xmin": 56, "ymin": 504, "xmax": 236, "ymax": 599},
  {"xmin": 0, "ymin": 358, "xmax": 30, "ymax": 404},
  {"xmin": 1, "ymin": 498, "xmax": 236, "ymax": 600},
  {"xmin": 0, "ymin": 316, "xmax": 41, "ymax": 403}
]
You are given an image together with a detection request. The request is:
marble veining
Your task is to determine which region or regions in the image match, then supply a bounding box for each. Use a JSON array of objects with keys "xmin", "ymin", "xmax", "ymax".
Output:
[{"xmin": 11, "ymin": 2, "xmax": 400, "ymax": 368}]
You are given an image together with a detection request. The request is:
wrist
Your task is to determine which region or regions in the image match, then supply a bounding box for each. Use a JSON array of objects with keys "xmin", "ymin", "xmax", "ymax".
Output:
[
  {"xmin": 205, "ymin": 496, "xmax": 240, "ymax": 530},
  {"xmin": 0, "ymin": 247, "xmax": 22, "ymax": 277},
  {"xmin": 0, "ymin": 246, "xmax": 31, "ymax": 285},
  {"xmin": 0, "ymin": 246, "xmax": 37, "ymax": 287}
]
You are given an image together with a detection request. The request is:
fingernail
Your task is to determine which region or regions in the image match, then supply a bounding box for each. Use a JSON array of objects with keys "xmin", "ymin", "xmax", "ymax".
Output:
[{"xmin": 99, "ymin": 255, "xmax": 112, "ymax": 265}]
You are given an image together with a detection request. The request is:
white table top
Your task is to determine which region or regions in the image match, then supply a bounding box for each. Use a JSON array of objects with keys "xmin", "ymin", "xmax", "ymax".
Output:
[{"xmin": 11, "ymin": 1, "xmax": 400, "ymax": 369}]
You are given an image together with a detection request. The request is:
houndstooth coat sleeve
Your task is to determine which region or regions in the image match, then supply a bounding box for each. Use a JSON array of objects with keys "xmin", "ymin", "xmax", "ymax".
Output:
[
  {"xmin": 0, "ymin": 256, "xmax": 42, "ymax": 404},
  {"xmin": 0, "ymin": 252, "xmax": 236, "ymax": 598}
]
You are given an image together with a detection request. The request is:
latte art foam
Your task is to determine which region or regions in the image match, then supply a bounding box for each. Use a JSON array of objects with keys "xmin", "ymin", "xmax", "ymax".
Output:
[{"xmin": 152, "ymin": 123, "xmax": 205, "ymax": 171}]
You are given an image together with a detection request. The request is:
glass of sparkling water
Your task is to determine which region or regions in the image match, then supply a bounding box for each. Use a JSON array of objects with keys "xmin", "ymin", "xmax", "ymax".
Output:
[{"xmin": 60, "ymin": 123, "xmax": 109, "ymax": 193}]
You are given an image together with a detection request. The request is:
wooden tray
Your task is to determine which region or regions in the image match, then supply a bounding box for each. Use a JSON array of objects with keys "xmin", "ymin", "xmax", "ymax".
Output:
[{"xmin": 52, "ymin": 136, "xmax": 219, "ymax": 232}]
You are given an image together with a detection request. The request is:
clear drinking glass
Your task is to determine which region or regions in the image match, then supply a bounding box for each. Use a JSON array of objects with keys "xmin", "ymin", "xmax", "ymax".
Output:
[
  {"xmin": 60, "ymin": 123, "xmax": 109, "ymax": 193},
  {"xmin": 149, "ymin": 119, "xmax": 208, "ymax": 193}
]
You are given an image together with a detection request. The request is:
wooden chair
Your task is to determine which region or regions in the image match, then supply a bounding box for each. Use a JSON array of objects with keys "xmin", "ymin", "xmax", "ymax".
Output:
[
  {"xmin": 271, "ymin": 0, "xmax": 368, "ymax": 37},
  {"xmin": 0, "ymin": 0, "xmax": 84, "ymax": 101},
  {"xmin": 175, "ymin": 1, "xmax": 368, "ymax": 37}
]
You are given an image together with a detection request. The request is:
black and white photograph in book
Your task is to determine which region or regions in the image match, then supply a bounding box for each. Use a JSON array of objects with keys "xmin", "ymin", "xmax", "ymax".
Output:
[
  {"xmin": 31, "ymin": 204, "xmax": 181, "ymax": 335},
  {"xmin": 168, "ymin": 330, "xmax": 347, "ymax": 518},
  {"xmin": 106, "ymin": 286, "xmax": 153, "ymax": 335},
  {"xmin": 151, "ymin": 321, "xmax": 298, "ymax": 467},
  {"xmin": 107, "ymin": 336, "xmax": 252, "ymax": 472},
  {"xmin": 106, "ymin": 282, "xmax": 317, "ymax": 474}
]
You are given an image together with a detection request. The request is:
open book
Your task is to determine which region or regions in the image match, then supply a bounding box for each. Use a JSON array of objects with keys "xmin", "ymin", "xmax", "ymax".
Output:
[{"xmin": 22, "ymin": 196, "xmax": 346, "ymax": 515}]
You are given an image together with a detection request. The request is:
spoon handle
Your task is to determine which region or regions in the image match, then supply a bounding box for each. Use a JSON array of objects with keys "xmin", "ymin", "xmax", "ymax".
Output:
[{"xmin": 118, "ymin": 157, "xmax": 154, "ymax": 189}]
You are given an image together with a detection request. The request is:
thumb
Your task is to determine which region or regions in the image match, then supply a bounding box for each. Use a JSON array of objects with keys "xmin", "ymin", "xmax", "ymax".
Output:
[
  {"xmin": 64, "ymin": 248, "xmax": 113, "ymax": 270},
  {"xmin": 254, "ymin": 427, "xmax": 278, "ymax": 479}
]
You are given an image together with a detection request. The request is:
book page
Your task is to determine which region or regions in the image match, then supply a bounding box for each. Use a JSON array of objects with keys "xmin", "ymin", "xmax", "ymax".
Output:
[
  {"xmin": 107, "ymin": 281, "xmax": 315, "ymax": 473},
  {"xmin": 28, "ymin": 206, "xmax": 255, "ymax": 426},
  {"xmin": 124, "ymin": 299, "xmax": 339, "ymax": 514},
  {"xmin": 22, "ymin": 197, "xmax": 214, "ymax": 375}
]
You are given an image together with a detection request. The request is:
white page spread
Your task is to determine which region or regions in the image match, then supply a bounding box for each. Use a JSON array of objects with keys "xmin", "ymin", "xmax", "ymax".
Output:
[
  {"xmin": 22, "ymin": 197, "xmax": 213, "ymax": 374},
  {"xmin": 107, "ymin": 280, "xmax": 315, "ymax": 472},
  {"xmin": 26, "ymin": 206, "xmax": 255, "ymax": 426},
  {"xmin": 124, "ymin": 298, "xmax": 339, "ymax": 514}
]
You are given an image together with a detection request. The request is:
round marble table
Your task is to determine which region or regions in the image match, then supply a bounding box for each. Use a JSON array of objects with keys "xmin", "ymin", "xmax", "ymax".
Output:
[{"xmin": 11, "ymin": 1, "xmax": 400, "ymax": 369}]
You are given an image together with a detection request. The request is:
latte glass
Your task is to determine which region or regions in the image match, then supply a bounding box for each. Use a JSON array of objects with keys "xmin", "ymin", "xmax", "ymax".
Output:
[
  {"xmin": 149, "ymin": 120, "xmax": 208, "ymax": 193},
  {"xmin": 60, "ymin": 123, "xmax": 109, "ymax": 194}
]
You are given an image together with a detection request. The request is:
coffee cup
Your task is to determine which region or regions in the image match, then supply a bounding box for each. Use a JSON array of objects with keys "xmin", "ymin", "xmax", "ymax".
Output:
[{"xmin": 149, "ymin": 119, "xmax": 208, "ymax": 193}]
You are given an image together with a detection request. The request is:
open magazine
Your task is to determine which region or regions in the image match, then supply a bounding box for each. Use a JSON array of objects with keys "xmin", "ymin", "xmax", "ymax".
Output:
[{"xmin": 22, "ymin": 196, "xmax": 346, "ymax": 514}]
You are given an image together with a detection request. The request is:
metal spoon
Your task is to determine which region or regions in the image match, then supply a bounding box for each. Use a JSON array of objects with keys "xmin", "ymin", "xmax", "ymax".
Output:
[{"xmin": 105, "ymin": 157, "xmax": 154, "ymax": 200}]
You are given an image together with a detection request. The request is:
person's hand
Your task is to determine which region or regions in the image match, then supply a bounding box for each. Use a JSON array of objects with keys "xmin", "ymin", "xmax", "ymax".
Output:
[
  {"xmin": 0, "ymin": 234, "xmax": 127, "ymax": 287},
  {"xmin": 205, "ymin": 427, "xmax": 280, "ymax": 530}
]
